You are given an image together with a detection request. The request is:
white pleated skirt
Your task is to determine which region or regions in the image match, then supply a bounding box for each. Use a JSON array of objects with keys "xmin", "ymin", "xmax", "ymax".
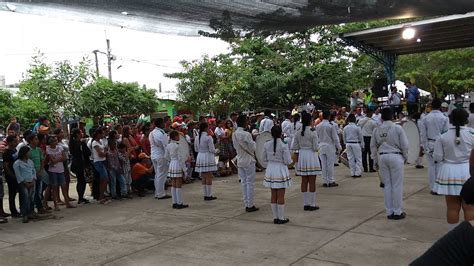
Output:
[
  {"xmin": 195, "ymin": 152, "xmax": 217, "ymax": 173},
  {"xmin": 296, "ymin": 149, "xmax": 321, "ymax": 176},
  {"xmin": 434, "ymin": 162, "xmax": 470, "ymax": 196},
  {"xmin": 263, "ymin": 161, "xmax": 292, "ymax": 189},
  {"xmin": 168, "ymin": 160, "xmax": 185, "ymax": 178}
]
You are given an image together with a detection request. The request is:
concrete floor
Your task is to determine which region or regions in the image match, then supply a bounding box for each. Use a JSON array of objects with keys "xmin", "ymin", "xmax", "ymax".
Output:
[{"xmin": 0, "ymin": 163, "xmax": 447, "ymax": 266}]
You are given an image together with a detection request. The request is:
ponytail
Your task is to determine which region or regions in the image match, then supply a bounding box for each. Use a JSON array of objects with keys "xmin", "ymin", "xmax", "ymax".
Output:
[
  {"xmin": 301, "ymin": 124, "xmax": 306, "ymax": 136},
  {"xmin": 273, "ymin": 138, "xmax": 277, "ymax": 155},
  {"xmin": 270, "ymin": 125, "xmax": 282, "ymax": 155},
  {"xmin": 449, "ymin": 109, "xmax": 468, "ymax": 145},
  {"xmin": 198, "ymin": 122, "xmax": 209, "ymax": 144},
  {"xmin": 301, "ymin": 112, "xmax": 311, "ymax": 137},
  {"xmin": 293, "ymin": 114, "xmax": 300, "ymax": 130},
  {"xmin": 455, "ymin": 125, "xmax": 461, "ymax": 145}
]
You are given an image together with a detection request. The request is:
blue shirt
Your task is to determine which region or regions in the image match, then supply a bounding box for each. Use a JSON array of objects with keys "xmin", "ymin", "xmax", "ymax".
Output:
[
  {"xmin": 13, "ymin": 159, "xmax": 36, "ymax": 184},
  {"xmin": 406, "ymin": 86, "xmax": 419, "ymax": 103}
]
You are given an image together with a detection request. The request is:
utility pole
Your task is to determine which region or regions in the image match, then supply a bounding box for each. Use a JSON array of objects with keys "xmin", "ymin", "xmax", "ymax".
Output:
[
  {"xmin": 106, "ymin": 39, "xmax": 112, "ymax": 81},
  {"xmin": 92, "ymin": 50, "xmax": 100, "ymax": 78}
]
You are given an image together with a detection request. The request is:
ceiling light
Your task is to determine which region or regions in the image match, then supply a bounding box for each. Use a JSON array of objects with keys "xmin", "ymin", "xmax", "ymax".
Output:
[
  {"xmin": 6, "ymin": 3, "xmax": 17, "ymax": 12},
  {"xmin": 416, "ymin": 38, "xmax": 421, "ymax": 43},
  {"xmin": 402, "ymin": 27, "xmax": 415, "ymax": 40},
  {"xmin": 121, "ymin": 11, "xmax": 128, "ymax": 15}
]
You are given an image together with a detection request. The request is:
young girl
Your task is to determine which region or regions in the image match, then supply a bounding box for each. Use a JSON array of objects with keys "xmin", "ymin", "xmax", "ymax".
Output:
[
  {"xmin": 13, "ymin": 146, "xmax": 36, "ymax": 223},
  {"xmin": 118, "ymin": 142, "xmax": 132, "ymax": 195},
  {"xmin": 194, "ymin": 122, "xmax": 218, "ymax": 201},
  {"xmin": 433, "ymin": 108, "xmax": 474, "ymax": 230},
  {"xmin": 46, "ymin": 135, "xmax": 75, "ymax": 210},
  {"xmin": 263, "ymin": 126, "xmax": 292, "ymax": 224},
  {"xmin": 166, "ymin": 130, "xmax": 189, "ymax": 209},
  {"xmin": 91, "ymin": 128, "xmax": 110, "ymax": 204},
  {"xmin": 291, "ymin": 112, "xmax": 321, "ymax": 211},
  {"xmin": 107, "ymin": 139, "xmax": 128, "ymax": 199}
]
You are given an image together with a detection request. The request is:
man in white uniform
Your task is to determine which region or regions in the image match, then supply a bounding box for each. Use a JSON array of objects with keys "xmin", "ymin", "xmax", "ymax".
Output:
[
  {"xmin": 281, "ymin": 112, "xmax": 293, "ymax": 144},
  {"xmin": 419, "ymin": 99, "xmax": 449, "ymax": 194},
  {"xmin": 149, "ymin": 118, "xmax": 171, "ymax": 199},
  {"xmin": 371, "ymin": 108, "xmax": 409, "ymax": 220},
  {"xmin": 343, "ymin": 114, "xmax": 364, "ymax": 177},
  {"xmin": 232, "ymin": 115, "xmax": 259, "ymax": 212},
  {"xmin": 259, "ymin": 110, "xmax": 274, "ymax": 133},
  {"xmin": 316, "ymin": 110, "xmax": 342, "ymax": 187}
]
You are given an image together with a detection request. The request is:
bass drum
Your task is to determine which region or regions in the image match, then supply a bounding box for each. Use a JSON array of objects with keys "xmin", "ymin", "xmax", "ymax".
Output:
[
  {"xmin": 402, "ymin": 120, "xmax": 420, "ymax": 165},
  {"xmin": 255, "ymin": 132, "xmax": 273, "ymax": 169},
  {"xmin": 178, "ymin": 135, "xmax": 190, "ymax": 164}
]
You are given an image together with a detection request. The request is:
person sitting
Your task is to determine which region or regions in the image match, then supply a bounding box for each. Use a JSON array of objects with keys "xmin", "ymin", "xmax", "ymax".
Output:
[
  {"xmin": 131, "ymin": 153, "xmax": 155, "ymax": 197},
  {"xmin": 410, "ymin": 177, "xmax": 474, "ymax": 266}
]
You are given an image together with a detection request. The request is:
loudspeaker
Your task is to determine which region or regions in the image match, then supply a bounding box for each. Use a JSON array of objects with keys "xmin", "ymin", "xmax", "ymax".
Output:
[{"xmin": 372, "ymin": 77, "xmax": 388, "ymax": 97}]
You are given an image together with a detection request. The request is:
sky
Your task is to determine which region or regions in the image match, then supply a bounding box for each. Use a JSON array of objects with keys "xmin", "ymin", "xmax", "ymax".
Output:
[{"xmin": 0, "ymin": 11, "xmax": 229, "ymax": 99}]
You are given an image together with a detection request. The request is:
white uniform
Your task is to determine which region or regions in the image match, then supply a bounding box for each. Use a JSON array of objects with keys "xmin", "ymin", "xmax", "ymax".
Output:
[
  {"xmin": 316, "ymin": 120, "xmax": 342, "ymax": 185},
  {"xmin": 259, "ymin": 117, "xmax": 274, "ymax": 133},
  {"xmin": 281, "ymin": 119, "xmax": 293, "ymax": 144},
  {"xmin": 419, "ymin": 110, "xmax": 449, "ymax": 190},
  {"xmin": 433, "ymin": 127, "xmax": 473, "ymax": 195},
  {"xmin": 370, "ymin": 121, "xmax": 409, "ymax": 216},
  {"xmin": 343, "ymin": 123, "xmax": 364, "ymax": 176},
  {"xmin": 165, "ymin": 140, "xmax": 187, "ymax": 205},
  {"xmin": 468, "ymin": 113, "xmax": 474, "ymax": 128},
  {"xmin": 262, "ymin": 139, "xmax": 292, "ymax": 189},
  {"xmin": 232, "ymin": 127, "xmax": 257, "ymax": 208},
  {"xmin": 194, "ymin": 132, "xmax": 217, "ymax": 173},
  {"xmin": 149, "ymin": 127, "xmax": 169, "ymax": 198},
  {"xmin": 291, "ymin": 127, "xmax": 321, "ymax": 176}
]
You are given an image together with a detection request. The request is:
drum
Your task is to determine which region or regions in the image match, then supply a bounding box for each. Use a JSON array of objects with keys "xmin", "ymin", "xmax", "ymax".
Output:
[
  {"xmin": 339, "ymin": 149, "xmax": 349, "ymax": 168},
  {"xmin": 255, "ymin": 132, "xmax": 273, "ymax": 169},
  {"xmin": 178, "ymin": 135, "xmax": 190, "ymax": 164},
  {"xmin": 402, "ymin": 120, "xmax": 420, "ymax": 164}
]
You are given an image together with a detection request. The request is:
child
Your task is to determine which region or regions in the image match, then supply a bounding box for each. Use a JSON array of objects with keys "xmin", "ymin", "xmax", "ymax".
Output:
[
  {"xmin": 263, "ymin": 126, "xmax": 292, "ymax": 224},
  {"xmin": 118, "ymin": 142, "xmax": 132, "ymax": 194},
  {"xmin": 194, "ymin": 122, "xmax": 218, "ymax": 201},
  {"xmin": 106, "ymin": 139, "xmax": 128, "ymax": 199},
  {"xmin": 13, "ymin": 146, "xmax": 36, "ymax": 223},
  {"xmin": 166, "ymin": 130, "xmax": 189, "ymax": 209},
  {"xmin": 46, "ymin": 135, "xmax": 75, "ymax": 210}
]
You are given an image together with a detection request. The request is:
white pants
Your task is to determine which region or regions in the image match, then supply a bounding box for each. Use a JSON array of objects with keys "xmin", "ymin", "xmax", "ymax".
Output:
[
  {"xmin": 238, "ymin": 164, "xmax": 256, "ymax": 208},
  {"xmin": 320, "ymin": 153, "xmax": 336, "ymax": 184},
  {"xmin": 152, "ymin": 157, "xmax": 168, "ymax": 198},
  {"xmin": 425, "ymin": 153, "xmax": 438, "ymax": 191},
  {"xmin": 346, "ymin": 143, "xmax": 362, "ymax": 176},
  {"xmin": 379, "ymin": 154, "xmax": 404, "ymax": 215}
]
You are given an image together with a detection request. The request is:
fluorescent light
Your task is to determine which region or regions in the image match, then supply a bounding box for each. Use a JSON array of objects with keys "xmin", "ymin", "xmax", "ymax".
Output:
[
  {"xmin": 402, "ymin": 28, "xmax": 415, "ymax": 40},
  {"xmin": 121, "ymin": 11, "xmax": 128, "ymax": 15}
]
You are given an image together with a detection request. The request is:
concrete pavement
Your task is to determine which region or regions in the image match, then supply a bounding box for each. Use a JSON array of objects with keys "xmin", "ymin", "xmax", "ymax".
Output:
[{"xmin": 0, "ymin": 163, "xmax": 447, "ymax": 265}]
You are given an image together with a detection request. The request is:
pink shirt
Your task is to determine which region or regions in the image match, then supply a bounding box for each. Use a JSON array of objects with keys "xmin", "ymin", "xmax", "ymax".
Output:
[{"xmin": 46, "ymin": 146, "xmax": 65, "ymax": 173}]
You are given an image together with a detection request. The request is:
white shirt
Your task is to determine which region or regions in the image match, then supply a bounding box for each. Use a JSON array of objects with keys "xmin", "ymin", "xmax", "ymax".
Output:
[
  {"xmin": 259, "ymin": 117, "xmax": 274, "ymax": 133},
  {"xmin": 355, "ymin": 113, "xmax": 365, "ymax": 123},
  {"xmin": 468, "ymin": 113, "xmax": 474, "ymax": 128},
  {"xmin": 214, "ymin": 127, "xmax": 225, "ymax": 143},
  {"xmin": 419, "ymin": 110, "xmax": 449, "ymax": 150},
  {"xmin": 92, "ymin": 140, "xmax": 106, "ymax": 162},
  {"xmin": 165, "ymin": 141, "xmax": 186, "ymax": 172},
  {"xmin": 281, "ymin": 119, "xmax": 293, "ymax": 138},
  {"xmin": 358, "ymin": 117, "xmax": 377, "ymax": 137},
  {"xmin": 434, "ymin": 127, "xmax": 473, "ymax": 164},
  {"xmin": 370, "ymin": 121, "xmax": 409, "ymax": 161},
  {"xmin": 315, "ymin": 120, "xmax": 342, "ymax": 154},
  {"xmin": 371, "ymin": 113, "xmax": 382, "ymax": 125},
  {"xmin": 149, "ymin": 127, "xmax": 168, "ymax": 159},
  {"xmin": 232, "ymin": 127, "xmax": 256, "ymax": 167},
  {"xmin": 194, "ymin": 132, "xmax": 216, "ymax": 154},
  {"xmin": 343, "ymin": 123, "xmax": 364, "ymax": 149},
  {"xmin": 263, "ymin": 139, "xmax": 292, "ymax": 165},
  {"xmin": 291, "ymin": 127, "xmax": 318, "ymax": 152}
]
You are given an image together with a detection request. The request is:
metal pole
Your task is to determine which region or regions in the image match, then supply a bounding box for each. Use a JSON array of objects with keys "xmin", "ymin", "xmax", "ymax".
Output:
[
  {"xmin": 106, "ymin": 39, "xmax": 112, "ymax": 80},
  {"xmin": 93, "ymin": 50, "xmax": 100, "ymax": 78}
]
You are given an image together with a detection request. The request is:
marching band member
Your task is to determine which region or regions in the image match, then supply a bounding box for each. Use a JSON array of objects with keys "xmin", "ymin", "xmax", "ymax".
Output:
[
  {"xmin": 291, "ymin": 112, "xmax": 321, "ymax": 211},
  {"xmin": 194, "ymin": 122, "xmax": 218, "ymax": 201},
  {"xmin": 165, "ymin": 130, "xmax": 189, "ymax": 209},
  {"xmin": 149, "ymin": 118, "xmax": 171, "ymax": 200},
  {"xmin": 370, "ymin": 108, "xmax": 409, "ymax": 220},
  {"xmin": 281, "ymin": 112, "xmax": 293, "ymax": 144},
  {"xmin": 419, "ymin": 99, "xmax": 449, "ymax": 195},
  {"xmin": 316, "ymin": 110, "xmax": 342, "ymax": 187},
  {"xmin": 433, "ymin": 109, "xmax": 474, "ymax": 230},
  {"xmin": 263, "ymin": 125, "xmax": 292, "ymax": 224},
  {"xmin": 259, "ymin": 110, "xmax": 274, "ymax": 133},
  {"xmin": 343, "ymin": 114, "xmax": 364, "ymax": 178},
  {"xmin": 357, "ymin": 109, "xmax": 377, "ymax": 172},
  {"xmin": 232, "ymin": 115, "xmax": 259, "ymax": 212}
]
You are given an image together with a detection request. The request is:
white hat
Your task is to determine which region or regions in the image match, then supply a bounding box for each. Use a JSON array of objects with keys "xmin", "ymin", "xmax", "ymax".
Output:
[{"xmin": 441, "ymin": 102, "xmax": 449, "ymax": 108}]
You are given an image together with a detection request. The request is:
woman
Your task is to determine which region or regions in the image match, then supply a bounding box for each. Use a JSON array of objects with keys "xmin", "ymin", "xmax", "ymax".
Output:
[
  {"xmin": 140, "ymin": 124, "xmax": 151, "ymax": 156},
  {"xmin": 263, "ymin": 126, "xmax": 292, "ymax": 224},
  {"xmin": 194, "ymin": 122, "xmax": 218, "ymax": 201},
  {"xmin": 69, "ymin": 128, "xmax": 91, "ymax": 204},
  {"xmin": 122, "ymin": 126, "xmax": 139, "ymax": 163},
  {"xmin": 291, "ymin": 112, "xmax": 321, "ymax": 211},
  {"xmin": 433, "ymin": 108, "xmax": 474, "ymax": 230},
  {"xmin": 54, "ymin": 128, "xmax": 76, "ymax": 203},
  {"xmin": 91, "ymin": 128, "xmax": 110, "ymax": 204},
  {"xmin": 219, "ymin": 120, "xmax": 237, "ymax": 176}
]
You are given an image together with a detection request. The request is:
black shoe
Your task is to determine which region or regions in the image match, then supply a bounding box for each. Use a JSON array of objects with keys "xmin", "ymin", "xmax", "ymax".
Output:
[
  {"xmin": 138, "ymin": 192, "xmax": 146, "ymax": 197},
  {"xmin": 204, "ymin": 196, "xmax": 217, "ymax": 201},
  {"xmin": 176, "ymin": 204, "xmax": 189, "ymax": 209},
  {"xmin": 323, "ymin": 183, "xmax": 329, "ymax": 188},
  {"xmin": 392, "ymin": 212, "xmax": 406, "ymax": 220},
  {"xmin": 353, "ymin": 175, "xmax": 362, "ymax": 178},
  {"xmin": 172, "ymin": 204, "xmax": 178, "ymax": 209},
  {"xmin": 430, "ymin": 191, "xmax": 439, "ymax": 196},
  {"xmin": 379, "ymin": 183, "xmax": 385, "ymax": 188},
  {"xmin": 387, "ymin": 213, "xmax": 395, "ymax": 220},
  {"xmin": 334, "ymin": 163, "xmax": 339, "ymax": 167},
  {"xmin": 415, "ymin": 165, "xmax": 424, "ymax": 169},
  {"xmin": 156, "ymin": 195, "xmax": 172, "ymax": 200},
  {"xmin": 304, "ymin": 205, "xmax": 310, "ymax": 211},
  {"xmin": 273, "ymin": 219, "xmax": 279, "ymax": 224},
  {"xmin": 245, "ymin": 206, "xmax": 259, "ymax": 212},
  {"xmin": 22, "ymin": 216, "xmax": 29, "ymax": 223},
  {"xmin": 304, "ymin": 205, "xmax": 319, "ymax": 211},
  {"xmin": 369, "ymin": 169, "xmax": 377, "ymax": 173},
  {"xmin": 276, "ymin": 218, "xmax": 290, "ymax": 224},
  {"xmin": 351, "ymin": 175, "xmax": 355, "ymax": 178},
  {"xmin": 329, "ymin": 182, "xmax": 339, "ymax": 187}
]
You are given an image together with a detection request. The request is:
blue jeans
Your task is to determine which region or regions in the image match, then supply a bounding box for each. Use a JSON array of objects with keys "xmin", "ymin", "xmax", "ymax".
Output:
[
  {"xmin": 19, "ymin": 182, "xmax": 35, "ymax": 217},
  {"xmin": 109, "ymin": 169, "xmax": 127, "ymax": 197}
]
